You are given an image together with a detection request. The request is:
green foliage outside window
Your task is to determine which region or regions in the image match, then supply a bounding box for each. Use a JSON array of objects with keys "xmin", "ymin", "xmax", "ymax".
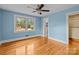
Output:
[{"xmin": 15, "ymin": 16, "xmax": 35, "ymax": 32}]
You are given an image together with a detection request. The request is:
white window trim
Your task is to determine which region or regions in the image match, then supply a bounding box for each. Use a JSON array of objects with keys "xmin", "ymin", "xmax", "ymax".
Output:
[{"xmin": 14, "ymin": 15, "xmax": 36, "ymax": 33}]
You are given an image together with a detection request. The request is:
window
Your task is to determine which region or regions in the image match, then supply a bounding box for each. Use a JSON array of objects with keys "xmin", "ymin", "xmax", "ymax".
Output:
[{"xmin": 14, "ymin": 15, "xmax": 35, "ymax": 32}]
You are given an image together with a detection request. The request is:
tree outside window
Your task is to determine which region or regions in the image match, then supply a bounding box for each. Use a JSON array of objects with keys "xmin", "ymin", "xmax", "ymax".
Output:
[{"xmin": 15, "ymin": 16, "xmax": 35, "ymax": 32}]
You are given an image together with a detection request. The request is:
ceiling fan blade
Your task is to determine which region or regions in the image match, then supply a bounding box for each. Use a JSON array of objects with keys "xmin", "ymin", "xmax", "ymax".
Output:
[
  {"xmin": 40, "ymin": 10, "xmax": 50, "ymax": 12},
  {"xmin": 27, "ymin": 6, "xmax": 35, "ymax": 9},
  {"xmin": 37, "ymin": 4, "xmax": 44, "ymax": 10},
  {"xmin": 32, "ymin": 11, "xmax": 36, "ymax": 13}
]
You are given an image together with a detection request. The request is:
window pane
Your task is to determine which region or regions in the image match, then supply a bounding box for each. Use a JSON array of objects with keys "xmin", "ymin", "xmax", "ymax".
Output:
[
  {"xmin": 16, "ymin": 17, "xmax": 26, "ymax": 32},
  {"xmin": 27, "ymin": 18, "xmax": 34, "ymax": 31}
]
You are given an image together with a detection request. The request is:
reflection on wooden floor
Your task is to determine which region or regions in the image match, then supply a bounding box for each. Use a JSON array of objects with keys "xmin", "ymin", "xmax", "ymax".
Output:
[
  {"xmin": 0, "ymin": 36, "xmax": 79, "ymax": 55},
  {"xmin": 69, "ymin": 38, "xmax": 79, "ymax": 55}
]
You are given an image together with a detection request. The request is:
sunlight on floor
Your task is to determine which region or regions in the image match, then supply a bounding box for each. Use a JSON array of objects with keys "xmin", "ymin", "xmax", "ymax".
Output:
[
  {"xmin": 26, "ymin": 43, "xmax": 35, "ymax": 55},
  {"xmin": 16, "ymin": 46, "xmax": 26, "ymax": 55}
]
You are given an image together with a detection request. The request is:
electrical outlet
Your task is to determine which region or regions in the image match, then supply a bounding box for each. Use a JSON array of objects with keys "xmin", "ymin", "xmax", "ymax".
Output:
[{"xmin": 25, "ymin": 35, "xmax": 29, "ymax": 37}]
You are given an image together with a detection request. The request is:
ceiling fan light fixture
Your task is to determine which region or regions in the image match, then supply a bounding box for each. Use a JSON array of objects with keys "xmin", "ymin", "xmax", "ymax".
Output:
[
  {"xmin": 38, "ymin": 11, "xmax": 42, "ymax": 15},
  {"xmin": 40, "ymin": 12, "xmax": 42, "ymax": 15},
  {"xmin": 27, "ymin": 4, "xmax": 50, "ymax": 15}
]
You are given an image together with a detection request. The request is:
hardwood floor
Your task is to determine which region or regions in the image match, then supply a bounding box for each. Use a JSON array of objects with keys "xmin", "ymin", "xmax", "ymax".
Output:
[
  {"xmin": 0, "ymin": 36, "xmax": 78, "ymax": 55},
  {"xmin": 69, "ymin": 38, "xmax": 79, "ymax": 55}
]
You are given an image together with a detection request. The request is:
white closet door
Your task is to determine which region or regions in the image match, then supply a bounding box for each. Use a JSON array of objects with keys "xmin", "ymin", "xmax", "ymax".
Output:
[{"xmin": 69, "ymin": 14, "xmax": 79, "ymax": 39}]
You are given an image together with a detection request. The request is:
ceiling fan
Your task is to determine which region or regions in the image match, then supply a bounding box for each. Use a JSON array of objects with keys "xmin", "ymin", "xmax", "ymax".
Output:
[{"xmin": 27, "ymin": 4, "xmax": 50, "ymax": 15}]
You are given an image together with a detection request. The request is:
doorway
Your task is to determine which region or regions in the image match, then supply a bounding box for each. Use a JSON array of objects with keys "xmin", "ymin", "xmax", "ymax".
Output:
[
  {"xmin": 43, "ymin": 17, "xmax": 48, "ymax": 43},
  {"xmin": 43, "ymin": 17, "xmax": 48, "ymax": 37},
  {"xmin": 68, "ymin": 12, "xmax": 79, "ymax": 54}
]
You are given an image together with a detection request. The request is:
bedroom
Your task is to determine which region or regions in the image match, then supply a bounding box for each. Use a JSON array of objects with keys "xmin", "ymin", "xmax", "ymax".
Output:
[{"xmin": 0, "ymin": 4, "xmax": 79, "ymax": 55}]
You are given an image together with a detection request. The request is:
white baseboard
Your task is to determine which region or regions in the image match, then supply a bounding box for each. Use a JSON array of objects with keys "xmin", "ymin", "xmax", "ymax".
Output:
[
  {"xmin": 48, "ymin": 36, "xmax": 67, "ymax": 44},
  {"xmin": 0, "ymin": 34, "xmax": 42, "ymax": 44},
  {"xmin": 0, "ymin": 35, "xmax": 67, "ymax": 45}
]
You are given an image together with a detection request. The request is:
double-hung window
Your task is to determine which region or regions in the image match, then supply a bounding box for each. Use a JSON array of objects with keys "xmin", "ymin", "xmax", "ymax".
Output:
[{"xmin": 14, "ymin": 15, "xmax": 35, "ymax": 32}]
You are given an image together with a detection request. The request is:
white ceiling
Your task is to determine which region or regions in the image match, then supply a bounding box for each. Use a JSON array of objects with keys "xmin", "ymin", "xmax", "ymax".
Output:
[{"xmin": 0, "ymin": 4, "xmax": 78, "ymax": 17}]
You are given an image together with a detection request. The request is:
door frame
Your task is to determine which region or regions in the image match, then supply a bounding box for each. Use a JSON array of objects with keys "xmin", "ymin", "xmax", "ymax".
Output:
[
  {"xmin": 43, "ymin": 17, "xmax": 48, "ymax": 37},
  {"xmin": 66, "ymin": 11, "xmax": 79, "ymax": 44}
]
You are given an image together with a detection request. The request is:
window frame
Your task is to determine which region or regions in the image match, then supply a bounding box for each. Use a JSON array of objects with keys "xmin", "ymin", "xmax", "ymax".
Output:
[{"xmin": 14, "ymin": 15, "xmax": 35, "ymax": 33}]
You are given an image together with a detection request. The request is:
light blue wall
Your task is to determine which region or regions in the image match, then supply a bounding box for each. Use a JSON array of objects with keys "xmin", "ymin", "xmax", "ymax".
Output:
[
  {"xmin": 0, "ymin": 9, "xmax": 3, "ymax": 41},
  {"xmin": 48, "ymin": 5, "xmax": 79, "ymax": 44},
  {"xmin": 1, "ymin": 9, "xmax": 42, "ymax": 41},
  {"xmin": 0, "ymin": 10, "xmax": 1, "ymax": 40}
]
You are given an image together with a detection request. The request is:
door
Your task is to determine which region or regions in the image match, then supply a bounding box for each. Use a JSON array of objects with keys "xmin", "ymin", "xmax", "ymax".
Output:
[
  {"xmin": 69, "ymin": 14, "xmax": 79, "ymax": 54},
  {"xmin": 69, "ymin": 14, "xmax": 79, "ymax": 40}
]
